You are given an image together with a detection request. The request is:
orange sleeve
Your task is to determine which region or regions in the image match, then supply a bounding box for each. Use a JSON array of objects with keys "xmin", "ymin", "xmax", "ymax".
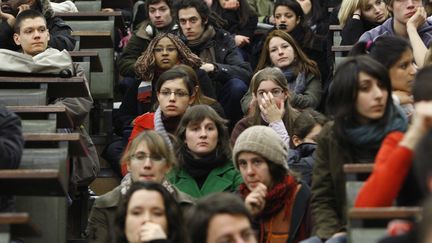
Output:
[{"xmin": 354, "ymin": 131, "xmax": 413, "ymax": 207}]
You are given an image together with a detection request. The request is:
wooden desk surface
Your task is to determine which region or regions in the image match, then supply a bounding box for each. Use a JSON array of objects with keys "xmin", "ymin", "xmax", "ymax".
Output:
[
  {"xmin": 71, "ymin": 31, "xmax": 113, "ymax": 49},
  {"xmin": 69, "ymin": 51, "xmax": 103, "ymax": 72},
  {"xmin": 7, "ymin": 105, "xmax": 74, "ymax": 129},
  {"xmin": 349, "ymin": 207, "xmax": 422, "ymax": 219},
  {"xmin": 57, "ymin": 11, "xmax": 124, "ymax": 28},
  {"xmin": 0, "ymin": 169, "xmax": 66, "ymax": 197},
  {"xmin": 23, "ymin": 133, "xmax": 87, "ymax": 157},
  {"xmin": 0, "ymin": 212, "xmax": 40, "ymax": 237},
  {"xmin": 0, "ymin": 76, "xmax": 89, "ymax": 98}
]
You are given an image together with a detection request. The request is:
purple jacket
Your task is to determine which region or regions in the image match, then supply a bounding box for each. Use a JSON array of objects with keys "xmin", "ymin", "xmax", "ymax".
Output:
[{"xmin": 359, "ymin": 16, "xmax": 432, "ymax": 46}]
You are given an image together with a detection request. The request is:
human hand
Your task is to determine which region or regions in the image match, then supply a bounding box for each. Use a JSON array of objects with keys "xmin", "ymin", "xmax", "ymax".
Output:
[
  {"xmin": 245, "ymin": 183, "xmax": 267, "ymax": 216},
  {"xmin": 400, "ymin": 101, "xmax": 432, "ymax": 149},
  {"xmin": 407, "ymin": 6, "xmax": 426, "ymax": 30},
  {"xmin": 0, "ymin": 8, "xmax": 16, "ymax": 27},
  {"xmin": 222, "ymin": 0, "xmax": 240, "ymax": 10},
  {"xmin": 200, "ymin": 63, "xmax": 215, "ymax": 73},
  {"xmin": 138, "ymin": 222, "xmax": 167, "ymax": 242},
  {"xmin": 17, "ymin": 4, "xmax": 31, "ymax": 15},
  {"xmin": 234, "ymin": 35, "xmax": 250, "ymax": 47},
  {"xmin": 101, "ymin": 8, "xmax": 115, "ymax": 12},
  {"xmin": 353, "ymin": 8, "xmax": 361, "ymax": 19},
  {"xmin": 393, "ymin": 90, "xmax": 414, "ymax": 105},
  {"xmin": 269, "ymin": 15, "xmax": 275, "ymax": 24},
  {"xmin": 258, "ymin": 92, "xmax": 285, "ymax": 123}
]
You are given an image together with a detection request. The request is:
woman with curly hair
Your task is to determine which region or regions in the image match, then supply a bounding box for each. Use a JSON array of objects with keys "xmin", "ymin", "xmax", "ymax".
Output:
[{"xmin": 105, "ymin": 33, "xmax": 218, "ymax": 175}]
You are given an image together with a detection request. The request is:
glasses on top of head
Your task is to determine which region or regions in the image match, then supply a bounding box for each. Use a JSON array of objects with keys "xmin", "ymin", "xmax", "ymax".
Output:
[{"xmin": 130, "ymin": 152, "xmax": 166, "ymax": 164}]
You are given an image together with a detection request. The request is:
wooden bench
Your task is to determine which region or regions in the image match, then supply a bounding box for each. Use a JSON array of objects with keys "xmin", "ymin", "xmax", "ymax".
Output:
[
  {"xmin": 71, "ymin": 31, "xmax": 113, "ymax": 49},
  {"xmin": 0, "ymin": 76, "xmax": 89, "ymax": 98},
  {"xmin": 23, "ymin": 132, "xmax": 87, "ymax": 157},
  {"xmin": 57, "ymin": 11, "xmax": 124, "ymax": 29},
  {"xmin": 7, "ymin": 105, "xmax": 74, "ymax": 129},
  {"xmin": 69, "ymin": 51, "xmax": 103, "ymax": 72},
  {"xmin": 344, "ymin": 163, "xmax": 374, "ymax": 174},
  {"xmin": 0, "ymin": 212, "xmax": 40, "ymax": 240},
  {"xmin": 349, "ymin": 207, "xmax": 422, "ymax": 220},
  {"xmin": 0, "ymin": 169, "xmax": 66, "ymax": 196}
]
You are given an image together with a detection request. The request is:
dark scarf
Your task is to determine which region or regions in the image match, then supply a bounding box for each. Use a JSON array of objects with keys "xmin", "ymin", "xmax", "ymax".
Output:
[
  {"xmin": 181, "ymin": 146, "xmax": 227, "ymax": 181},
  {"xmin": 282, "ymin": 67, "xmax": 308, "ymax": 95},
  {"xmin": 344, "ymin": 104, "xmax": 408, "ymax": 161},
  {"xmin": 187, "ymin": 26, "xmax": 217, "ymax": 63},
  {"xmin": 239, "ymin": 175, "xmax": 297, "ymax": 220}
]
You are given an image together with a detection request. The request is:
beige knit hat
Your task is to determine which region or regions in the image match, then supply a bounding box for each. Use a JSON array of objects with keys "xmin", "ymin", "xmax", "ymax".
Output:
[{"xmin": 232, "ymin": 126, "xmax": 289, "ymax": 170}]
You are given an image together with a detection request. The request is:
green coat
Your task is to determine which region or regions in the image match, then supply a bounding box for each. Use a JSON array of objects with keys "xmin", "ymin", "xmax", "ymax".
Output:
[
  {"xmin": 167, "ymin": 162, "xmax": 243, "ymax": 199},
  {"xmin": 247, "ymin": 0, "xmax": 274, "ymax": 23},
  {"xmin": 310, "ymin": 122, "xmax": 354, "ymax": 239},
  {"xmin": 85, "ymin": 183, "xmax": 194, "ymax": 243}
]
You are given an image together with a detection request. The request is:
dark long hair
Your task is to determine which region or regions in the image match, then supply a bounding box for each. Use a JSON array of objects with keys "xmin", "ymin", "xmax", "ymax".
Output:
[
  {"xmin": 327, "ymin": 56, "xmax": 393, "ymax": 147},
  {"xmin": 114, "ymin": 181, "xmax": 189, "ymax": 243},
  {"xmin": 175, "ymin": 104, "xmax": 231, "ymax": 165},
  {"xmin": 350, "ymin": 36, "xmax": 412, "ymax": 70},
  {"xmin": 211, "ymin": 0, "xmax": 255, "ymax": 28}
]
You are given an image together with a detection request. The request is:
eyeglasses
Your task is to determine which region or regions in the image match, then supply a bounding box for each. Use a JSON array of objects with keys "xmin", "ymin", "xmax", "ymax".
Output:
[
  {"xmin": 256, "ymin": 88, "xmax": 284, "ymax": 98},
  {"xmin": 159, "ymin": 90, "xmax": 190, "ymax": 98},
  {"xmin": 130, "ymin": 153, "xmax": 166, "ymax": 164},
  {"xmin": 153, "ymin": 47, "xmax": 177, "ymax": 53}
]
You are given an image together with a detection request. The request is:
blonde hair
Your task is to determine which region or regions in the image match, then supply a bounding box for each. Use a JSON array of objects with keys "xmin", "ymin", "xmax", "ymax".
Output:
[{"xmin": 338, "ymin": 0, "xmax": 361, "ymax": 26}]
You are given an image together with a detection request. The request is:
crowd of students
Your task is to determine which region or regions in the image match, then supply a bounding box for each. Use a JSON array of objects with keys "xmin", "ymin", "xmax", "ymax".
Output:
[{"xmin": 2, "ymin": 0, "xmax": 432, "ymax": 242}]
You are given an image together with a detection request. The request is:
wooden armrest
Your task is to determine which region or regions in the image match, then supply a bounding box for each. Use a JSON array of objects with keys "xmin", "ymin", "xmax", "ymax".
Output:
[
  {"xmin": 344, "ymin": 163, "xmax": 374, "ymax": 174},
  {"xmin": 349, "ymin": 207, "xmax": 422, "ymax": 219}
]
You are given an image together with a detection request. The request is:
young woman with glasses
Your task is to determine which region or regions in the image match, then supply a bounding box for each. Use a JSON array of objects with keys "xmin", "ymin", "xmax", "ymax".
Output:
[
  {"xmin": 86, "ymin": 131, "xmax": 194, "ymax": 243},
  {"xmin": 231, "ymin": 67, "xmax": 300, "ymax": 147},
  {"xmin": 167, "ymin": 104, "xmax": 242, "ymax": 198}
]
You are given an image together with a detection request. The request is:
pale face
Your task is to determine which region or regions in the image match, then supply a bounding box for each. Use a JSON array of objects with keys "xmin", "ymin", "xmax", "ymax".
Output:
[
  {"xmin": 362, "ymin": 0, "xmax": 388, "ymax": 23},
  {"xmin": 389, "ymin": 49, "xmax": 416, "ymax": 93},
  {"xmin": 154, "ymin": 37, "xmax": 179, "ymax": 70},
  {"xmin": 185, "ymin": 118, "xmax": 219, "ymax": 158},
  {"xmin": 356, "ymin": 72, "xmax": 388, "ymax": 124},
  {"xmin": 125, "ymin": 190, "xmax": 168, "ymax": 243},
  {"xmin": 178, "ymin": 7, "xmax": 206, "ymax": 41},
  {"xmin": 274, "ymin": 6, "xmax": 300, "ymax": 33},
  {"xmin": 157, "ymin": 78, "xmax": 195, "ymax": 118},
  {"xmin": 296, "ymin": 0, "xmax": 312, "ymax": 15},
  {"xmin": 390, "ymin": 0, "xmax": 422, "ymax": 25},
  {"xmin": 256, "ymin": 80, "xmax": 288, "ymax": 108},
  {"xmin": 13, "ymin": 17, "xmax": 50, "ymax": 56},
  {"xmin": 127, "ymin": 141, "xmax": 171, "ymax": 183},
  {"xmin": 207, "ymin": 214, "xmax": 257, "ymax": 243},
  {"xmin": 148, "ymin": 1, "xmax": 173, "ymax": 28},
  {"xmin": 268, "ymin": 36, "xmax": 296, "ymax": 69},
  {"xmin": 237, "ymin": 152, "xmax": 273, "ymax": 190}
]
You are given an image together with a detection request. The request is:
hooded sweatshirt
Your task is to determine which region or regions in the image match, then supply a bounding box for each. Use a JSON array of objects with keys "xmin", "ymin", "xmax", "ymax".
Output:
[
  {"xmin": 0, "ymin": 0, "xmax": 76, "ymax": 51},
  {"xmin": 359, "ymin": 16, "xmax": 432, "ymax": 46}
]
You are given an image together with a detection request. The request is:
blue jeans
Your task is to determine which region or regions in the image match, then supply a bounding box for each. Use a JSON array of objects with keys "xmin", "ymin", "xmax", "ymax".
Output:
[{"xmin": 217, "ymin": 78, "xmax": 248, "ymax": 129}]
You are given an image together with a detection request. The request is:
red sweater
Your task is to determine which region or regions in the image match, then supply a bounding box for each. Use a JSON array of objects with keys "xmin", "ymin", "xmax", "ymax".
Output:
[
  {"xmin": 121, "ymin": 113, "xmax": 155, "ymax": 175},
  {"xmin": 355, "ymin": 131, "xmax": 413, "ymax": 207}
]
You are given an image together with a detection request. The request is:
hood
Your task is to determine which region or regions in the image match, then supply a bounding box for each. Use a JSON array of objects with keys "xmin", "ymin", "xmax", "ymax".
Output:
[{"xmin": 36, "ymin": 0, "xmax": 54, "ymax": 19}]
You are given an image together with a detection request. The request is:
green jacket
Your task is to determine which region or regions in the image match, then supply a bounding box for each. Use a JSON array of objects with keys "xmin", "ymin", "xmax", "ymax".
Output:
[
  {"xmin": 167, "ymin": 162, "xmax": 243, "ymax": 199},
  {"xmin": 247, "ymin": 0, "xmax": 274, "ymax": 23},
  {"xmin": 85, "ymin": 183, "xmax": 194, "ymax": 243},
  {"xmin": 310, "ymin": 122, "xmax": 352, "ymax": 239}
]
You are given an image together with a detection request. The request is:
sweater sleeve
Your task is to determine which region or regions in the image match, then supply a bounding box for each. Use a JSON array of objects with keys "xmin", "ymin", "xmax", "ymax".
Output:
[
  {"xmin": 354, "ymin": 131, "xmax": 413, "ymax": 207},
  {"xmin": 341, "ymin": 18, "xmax": 366, "ymax": 45}
]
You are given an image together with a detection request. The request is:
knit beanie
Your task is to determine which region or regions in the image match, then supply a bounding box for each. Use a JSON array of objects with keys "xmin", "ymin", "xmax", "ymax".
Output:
[{"xmin": 232, "ymin": 126, "xmax": 289, "ymax": 170}]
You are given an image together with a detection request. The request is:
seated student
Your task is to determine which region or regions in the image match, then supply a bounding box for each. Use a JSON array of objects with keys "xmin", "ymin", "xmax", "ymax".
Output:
[
  {"xmin": 359, "ymin": 0, "xmax": 432, "ymax": 67},
  {"xmin": 0, "ymin": 105, "xmax": 24, "ymax": 212},
  {"xmin": 187, "ymin": 192, "xmax": 258, "ymax": 243},
  {"xmin": 0, "ymin": 9, "xmax": 98, "ymax": 189},
  {"xmin": 86, "ymin": 131, "xmax": 193, "ymax": 243},
  {"xmin": 351, "ymin": 36, "xmax": 417, "ymax": 118},
  {"xmin": 248, "ymin": 0, "xmax": 275, "ymax": 24},
  {"xmin": 288, "ymin": 109, "xmax": 327, "ymax": 186},
  {"xmin": 306, "ymin": 56, "xmax": 407, "ymax": 243},
  {"xmin": 296, "ymin": 0, "xmax": 329, "ymax": 36},
  {"xmin": 0, "ymin": 0, "xmax": 75, "ymax": 51},
  {"xmin": 354, "ymin": 66, "xmax": 432, "ymax": 207},
  {"xmin": 118, "ymin": 0, "xmax": 178, "ymax": 80},
  {"xmin": 231, "ymin": 67, "xmax": 300, "ymax": 147},
  {"xmin": 174, "ymin": 0, "xmax": 252, "ymax": 128},
  {"xmin": 119, "ymin": 65, "xmax": 219, "ymax": 175},
  {"xmin": 233, "ymin": 126, "xmax": 311, "ymax": 243},
  {"xmin": 338, "ymin": 0, "xmax": 389, "ymax": 45},
  {"xmin": 168, "ymin": 105, "xmax": 242, "ymax": 198},
  {"xmin": 113, "ymin": 181, "xmax": 190, "ymax": 243},
  {"xmin": 210, "ymin": 0, "xmax": 258, "ymax": 60}
]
